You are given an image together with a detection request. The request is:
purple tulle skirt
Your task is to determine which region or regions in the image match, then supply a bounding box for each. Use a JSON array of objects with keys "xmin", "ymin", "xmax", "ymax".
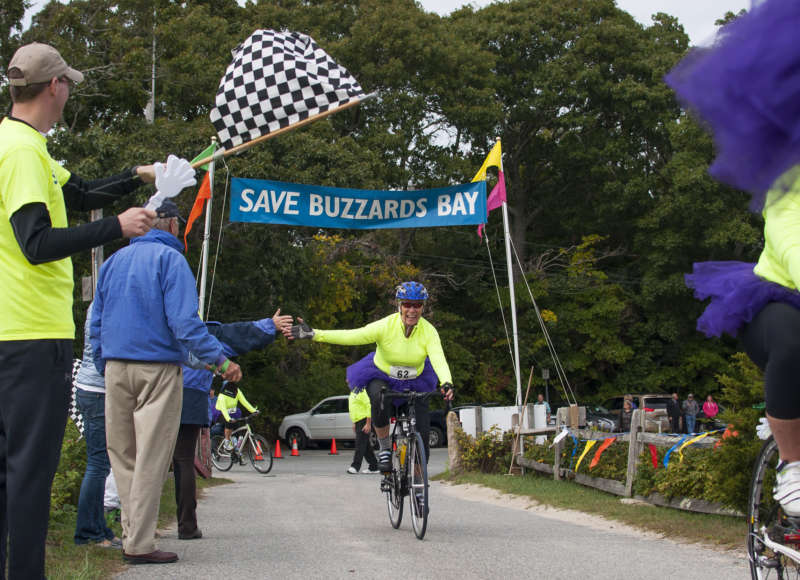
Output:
[
  {"xmin": 346, "ymin": 352, "xmax": 438, "ymax": 396},
  {"xmin": 686, "ymin": 261, "xmax": 800, "ymax": 337},
  {"xmin": 664, "ymin": 0, "xmax": 800, "ymax": 210}
]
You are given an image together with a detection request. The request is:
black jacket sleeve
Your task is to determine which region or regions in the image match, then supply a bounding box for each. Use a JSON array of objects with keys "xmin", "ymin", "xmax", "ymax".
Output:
[
  {"xmin": 10, "ymin": 203, "xmax": 122, "ymax": 265},
  {"xmin": 61, "ymin": 168, "xmax": 143, "ymax": 211}
]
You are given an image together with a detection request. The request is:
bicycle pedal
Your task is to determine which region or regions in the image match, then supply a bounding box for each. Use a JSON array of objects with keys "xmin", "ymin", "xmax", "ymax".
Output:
[{"xmin": 380, "ymin": 480, "xmax": 392, "ymax": 493}]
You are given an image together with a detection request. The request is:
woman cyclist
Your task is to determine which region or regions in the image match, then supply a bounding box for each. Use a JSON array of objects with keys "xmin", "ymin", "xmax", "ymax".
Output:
[
  {"xmin": 666, "ymin": 0, "xmax": 800, "ymax": 518},
  {"xmin": 291, "ymin": 281, "xmax": 454, "ymax": 472}
]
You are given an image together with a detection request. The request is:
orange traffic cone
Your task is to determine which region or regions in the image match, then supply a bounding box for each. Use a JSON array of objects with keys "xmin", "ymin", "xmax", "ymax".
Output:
[
  {"xmin": 329, "ymin": 438, "xmax": 338, "ymax": 455},
  {"xmin": 290, "ymin": 437, "xmax": 300, "ymax": 456},
  {"xmin": 254, "ymin": 440, "xmax": 264, "ymax": 460},
  {"xmin": 274, "ymin": 439, "xmax": 283, "ymax": 459}
]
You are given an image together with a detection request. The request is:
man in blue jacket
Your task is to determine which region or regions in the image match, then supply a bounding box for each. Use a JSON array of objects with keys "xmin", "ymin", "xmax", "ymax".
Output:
[
  {"xmin": 175, "ymin": 312, "xmax": 292, "ymax": 540},
  {"xmin": 91, "ymin": 200, "xmax": 242, "ymax": 565}
]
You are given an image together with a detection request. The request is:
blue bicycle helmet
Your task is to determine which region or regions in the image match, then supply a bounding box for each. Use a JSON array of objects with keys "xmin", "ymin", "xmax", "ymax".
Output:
[{"xmin": 395, "ymin": 281, "xmax": 429, "ymax": 301}]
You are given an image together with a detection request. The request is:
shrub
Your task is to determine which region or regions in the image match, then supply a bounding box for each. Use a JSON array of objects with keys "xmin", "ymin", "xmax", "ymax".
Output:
[{"xmin": 456, "ymin": 426, "xmax": 513, "ymax": 473}]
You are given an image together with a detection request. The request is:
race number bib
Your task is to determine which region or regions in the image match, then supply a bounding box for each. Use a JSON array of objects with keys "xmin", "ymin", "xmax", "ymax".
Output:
[{"xmin": 389, "ymin": 365, "xmax": 418, "ymax": 380}]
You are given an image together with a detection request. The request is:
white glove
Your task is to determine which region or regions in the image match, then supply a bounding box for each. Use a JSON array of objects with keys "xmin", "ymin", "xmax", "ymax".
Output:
[
  {"xmin": 756, "ymin": 417, "xmax": 772, "ymax": 440},
  {"xmin": 144, "ymin": 155, "xmax": 197, "ymax": 211}
]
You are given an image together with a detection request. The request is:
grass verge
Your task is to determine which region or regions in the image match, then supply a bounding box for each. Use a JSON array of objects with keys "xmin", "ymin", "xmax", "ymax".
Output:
[
  {"xmin": 45, "ymin": 475, "xmax": 231, "ymax": 580},
  {"xmin": 438, "ymin": 470, "xmax": 747, "ymax": 550}
]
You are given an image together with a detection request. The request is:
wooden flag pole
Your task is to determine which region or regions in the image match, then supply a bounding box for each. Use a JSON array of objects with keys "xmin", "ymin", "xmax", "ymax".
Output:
[{"xmin": 191, "ymin": 92, "xmax": 378, "ymax": 169}]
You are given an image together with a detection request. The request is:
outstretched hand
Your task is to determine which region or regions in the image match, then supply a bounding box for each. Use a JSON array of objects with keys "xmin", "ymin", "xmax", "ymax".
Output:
[
  {"xmin": 289, "ymin": 317, "xmax": 314, "ymax": 340},
  {"xmin": 272, "ymin": 308, "xmax": 294, "ymax": 336}
]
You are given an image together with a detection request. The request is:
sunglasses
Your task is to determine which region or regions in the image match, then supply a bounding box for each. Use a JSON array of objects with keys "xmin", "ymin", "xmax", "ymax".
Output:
[{"xmin": 400, "ymin": 302, "xmax": 423, "ymax": 309}]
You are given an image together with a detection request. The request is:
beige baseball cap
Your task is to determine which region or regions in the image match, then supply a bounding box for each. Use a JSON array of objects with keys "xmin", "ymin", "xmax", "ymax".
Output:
[{"xmin": 7, "ymin": 42, "xmax": 84, "ymax": 87}]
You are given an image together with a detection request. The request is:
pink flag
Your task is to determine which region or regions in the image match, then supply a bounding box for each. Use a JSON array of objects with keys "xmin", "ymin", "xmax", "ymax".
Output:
[{"xmin": 478, "ymin": 170, "xmax": 506, "ymax": 238}]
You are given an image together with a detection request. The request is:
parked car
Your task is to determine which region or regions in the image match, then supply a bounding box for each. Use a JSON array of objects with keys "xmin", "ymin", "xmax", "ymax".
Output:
[
  {"xmin": 585, "ymin": 405, "xmax": 618, "ymax": 432},
  {"xmin": 279, "ymin": 395, "xmax": 449, "ymax": 450},
  {"xmin": 279, "ymin": 395, "xmax": 352, "ymax": 450},
  {"xmin": 588, "ymin": 394, "xmax": 673, "ymax": 433}
]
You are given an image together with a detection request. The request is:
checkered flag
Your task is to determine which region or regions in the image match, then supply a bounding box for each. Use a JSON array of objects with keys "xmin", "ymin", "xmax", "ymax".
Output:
[
  {"xmin": 210, "ymin": 29, "xmax": 365, "ymax": 152},
  {"xmin": 69, "ymin": 358, "xmax": 84, "ymax": 437}
]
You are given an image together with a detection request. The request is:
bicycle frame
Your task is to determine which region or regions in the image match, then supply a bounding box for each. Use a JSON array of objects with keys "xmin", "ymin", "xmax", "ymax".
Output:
[{"xmin": 381, "ymin": 388, "xmax": 440, "ymax": 540}]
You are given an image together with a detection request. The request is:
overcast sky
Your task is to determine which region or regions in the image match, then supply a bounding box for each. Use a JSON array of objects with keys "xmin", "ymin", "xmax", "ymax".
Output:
[
  {"xmin": 420, "ymin": 0, "xmax": 749, "ymax": 44},
  {"xmin": 24, "ymin": 0, "xmax": 749, "ymax": 44}
]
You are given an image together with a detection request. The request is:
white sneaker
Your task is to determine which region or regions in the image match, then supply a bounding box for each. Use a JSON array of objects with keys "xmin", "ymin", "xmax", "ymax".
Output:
[
  {"xmin": 346, "ymin": 466, "xmax": 358, "ymax": 474},
  {"xmin": 774, "ymin": 461, "xmax": 800, "ymax": 517},
  {"xmin": 361, "ymin": 467, "xmax": 380, "ymax": 474},
  {"xmin": 222, "ymin": 439, "xmax": 234, "ymax": 451}
]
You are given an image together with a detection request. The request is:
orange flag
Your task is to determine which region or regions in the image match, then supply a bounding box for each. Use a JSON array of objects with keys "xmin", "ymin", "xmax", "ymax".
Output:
[
  {"xmin": 183, "ymin": 172, "xmax": 211, "ymax": 251},
  {"xmin": 589, "ymin": 437, "xmax": 616, "ymax": 470}
]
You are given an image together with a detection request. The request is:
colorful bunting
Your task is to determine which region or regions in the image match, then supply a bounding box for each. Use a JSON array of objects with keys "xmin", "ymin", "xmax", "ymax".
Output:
[
  {"xmin": 589, "ymin": 437, "xmax": 616, "ymax": 470},
  {"xmin": 648, "ymin": 443, "xmax": 659, "ymax": 469},
  {"xmin": 574, "ymin": 440, "xmax": 597, "ymax": 472}
]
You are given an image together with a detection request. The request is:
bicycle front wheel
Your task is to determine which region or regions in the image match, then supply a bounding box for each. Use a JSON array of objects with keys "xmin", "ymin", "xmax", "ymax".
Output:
[
  {"xmin": 210, "ymin": 435, "xmax": 233, "ymax": 472},
  {"xmin": 748, "ymin": 436, "xmax": 800, "ymax": 579},
  {"xmin": 247, "ymin": 434, "xmax": 274, "ymax": 474},
  {"xmin": 385, "ymin": 441, "xmax": 404, "ymax": 529},
  {"xmin": 408, "ymin": 432, "xmax": 429, "ymax": 540}
]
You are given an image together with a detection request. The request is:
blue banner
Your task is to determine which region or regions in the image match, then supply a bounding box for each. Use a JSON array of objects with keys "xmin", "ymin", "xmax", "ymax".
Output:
[{"xmin": 229, "ymin": 178, "xmax": 487, "ymax": 229}]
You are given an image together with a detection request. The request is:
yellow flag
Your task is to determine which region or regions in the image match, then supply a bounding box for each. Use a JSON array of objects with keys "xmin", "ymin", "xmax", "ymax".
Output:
[
  {"xmin": 472, "ymin": 140, "xmax": 502, "ymax": 182},
  {"xmin": 574, "ymin": 440, "xmax": 597, "ymax": 472}
]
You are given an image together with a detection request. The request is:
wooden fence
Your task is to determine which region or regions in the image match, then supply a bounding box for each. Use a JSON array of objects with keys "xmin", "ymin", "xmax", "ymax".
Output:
[{"xmin": 515, "ymin": 408, "xmax": 740, "ymax": 517}]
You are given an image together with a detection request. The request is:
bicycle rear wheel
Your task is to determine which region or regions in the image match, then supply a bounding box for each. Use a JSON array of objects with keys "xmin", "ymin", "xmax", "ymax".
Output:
[
  {"xmin": 748, "ymin": 436, "xmax": 800, "ymax": 579},
  {"xmin": 408, "ymin": 432, "xmax": 429, "ymax": 540},
  {"xmin": 247, "ymin": 434, "xmax": 274, "ymax": 474},
  {"xmin": 210, "ymin": 435, "xmax": 233, "ymax": 472}
]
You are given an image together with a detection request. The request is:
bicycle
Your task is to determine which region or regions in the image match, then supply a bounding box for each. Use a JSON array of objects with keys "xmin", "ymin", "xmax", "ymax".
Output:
[
  {"xmin": 210, "ymin": 411, "xmax": 273, "ymax": 474},
  {"xmin": 379, "ymin": 388, "xmax": 443, "ymax": 540},
  {"xmin": 748, "ymin": 434, "xmax": 800, "ymax": 579}
]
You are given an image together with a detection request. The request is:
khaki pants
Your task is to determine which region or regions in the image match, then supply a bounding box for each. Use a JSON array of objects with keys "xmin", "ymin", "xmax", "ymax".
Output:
[{"xmin": 105, "ymin": 361, "xmax": 183, "ymax": 555}]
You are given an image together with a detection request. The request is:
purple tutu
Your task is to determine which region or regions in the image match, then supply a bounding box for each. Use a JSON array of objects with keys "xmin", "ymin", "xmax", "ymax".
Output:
[
  {"xmin": 686, "ymin": 261, "xmax": 800, "ymax": 337},
  {"xmin": 346, "ymin": 352, "xmax": 438, "ymax": 395},
  {"xmin": 664, "ymin": 0, "xmax": 800, "ymax": 211}
]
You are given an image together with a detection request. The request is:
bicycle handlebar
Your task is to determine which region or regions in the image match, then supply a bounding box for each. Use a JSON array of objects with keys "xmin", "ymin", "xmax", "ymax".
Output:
[
  {"xmin": 228, "ymin": 410, "xmax": 260, "ymax": 423},
  {"xmin": 380, "ymin": 388, "xmax": 446, "ymax": 401}
]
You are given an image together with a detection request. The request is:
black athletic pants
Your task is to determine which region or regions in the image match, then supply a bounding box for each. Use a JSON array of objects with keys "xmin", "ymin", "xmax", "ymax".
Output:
[
  {"xmin": 0, "ymin": 340, "xmax": 72, "ymax": 580},
  {"xmin": 742, "ymin": 301, "xmax": 800, "ymax": 420},
  {"xmin": 173, "ymin": 423, "xmax": 201, "ymax": 537}
]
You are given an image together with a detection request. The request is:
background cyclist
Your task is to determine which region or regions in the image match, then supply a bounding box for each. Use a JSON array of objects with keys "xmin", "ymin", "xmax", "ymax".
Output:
[
  {"xmin": 291, "ymin": 281, "xmax": 454, "ymax": 472},
  {"xmin": 216, "ymin": 381, "xmax": 258, "ymax": 452}
]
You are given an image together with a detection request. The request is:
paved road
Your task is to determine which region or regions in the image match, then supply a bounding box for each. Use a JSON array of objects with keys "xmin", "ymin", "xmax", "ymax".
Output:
[{"xmin": 117, "ymin": 448, "xmax": 749, "ymax": 579}]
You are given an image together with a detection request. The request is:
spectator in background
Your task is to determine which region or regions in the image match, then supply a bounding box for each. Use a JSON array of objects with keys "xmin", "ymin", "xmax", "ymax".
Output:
[
  {"xmin": 73, "ymin": 302, "xmax": 121, "ymax": 549},
  {"xmin": 536, "ymin": 393, "xmax": 551, "ymax": 422},
  {"xmin": 91, "ymin": 199, "xmax": 242, "ymax": 565},
  {"xmin": 682, "ymin": 393, "xmax": 700, "ymax": 434},
  {"xmin": 619, "ymin": 399, "xmax": 634, "ymax": 432},
  {"xmin": 703, "ymin": 394, "xmax": 719, "ymax": 419},
  {"xmin": 667, "ymin": 393, "xmax": 682, "ymax": 434},
  {"xmin": 348, "ymin": 388, "xmax": 379, "ymax": 474},
  {"xmin": 0, "ymin": 42, "xmax": 158, "ymax": 578}
]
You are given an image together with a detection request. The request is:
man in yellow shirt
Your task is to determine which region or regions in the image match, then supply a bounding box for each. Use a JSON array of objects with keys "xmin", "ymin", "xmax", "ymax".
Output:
[
  {"xmin": 0, "ymin": 42, "xmax": 158, "ymax": 578},
  {"xmin": 348, "ymin": 389, "xmax": 379, "ymax": 474}
]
